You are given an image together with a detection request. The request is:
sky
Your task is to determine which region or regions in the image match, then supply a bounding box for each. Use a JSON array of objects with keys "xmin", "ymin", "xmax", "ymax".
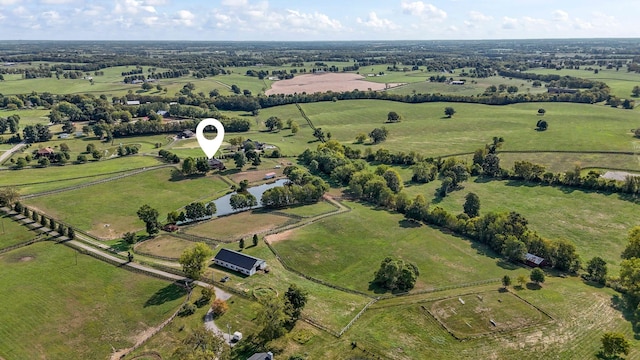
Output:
[{"xmin": 0, "ymin": 0, "xmax": 638, "ymax": 41}]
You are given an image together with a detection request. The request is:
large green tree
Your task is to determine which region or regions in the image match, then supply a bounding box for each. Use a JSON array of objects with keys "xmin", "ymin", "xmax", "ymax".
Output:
[
  {"xmin": 530, "ymin": 268, "xmax": 545, "ymax": 285},
  {"xmin": 136, "ymin": 204, "xmax": 160, "ymax": 236},
  {"xmin": 600, "ymin": 332, "xmax": 630, "ymax": 358},
  {"xmin": 463, "ymin": 192, "xmax": 480, "ymax": 218},
  {"xmin": 373, "ymin": 257, "xmax": 419, "ymax": 292},
  {"xmin": 284, "ymin": 284, "xmax": 308, "ymax": 322},
  {"xmin": 0, "ymin": 186, "xmax": 20, "ymax": 207},
  {"xmin": 256, "ymin": 296, "xmax": 288, "ymax": 342},
  {"xmin": 586, "ymin": 257, "xmax": 608, "ymax": 284},
  {"xmin": 182, "ymin": 157, "xmax": 197, "ymax": 175},
  {"xmin": 172, "ymin": 327, "xmax": 230, "ymax": 360},
  {"xmin": 369, "ymin": 127, "xmax": 389, "ymax": 144},
  {"xmin": 179, "ymin": 242, "xmax": 214, "ymax": 280}
]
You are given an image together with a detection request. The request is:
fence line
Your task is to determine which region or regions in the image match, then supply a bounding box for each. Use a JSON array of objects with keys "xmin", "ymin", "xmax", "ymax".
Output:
[{"xmin": 339, "ymin": 298, "xmax": 378, "ymax": 337}]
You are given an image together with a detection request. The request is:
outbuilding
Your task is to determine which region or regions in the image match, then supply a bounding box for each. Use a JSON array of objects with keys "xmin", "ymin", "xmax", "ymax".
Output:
[
  {"xmin": 213, "ymin": 248, "xmax": 266, "ymax": 276},
  {"xmin": 524, "ymin": 253, "xmax": 547, "ymax": 267}
]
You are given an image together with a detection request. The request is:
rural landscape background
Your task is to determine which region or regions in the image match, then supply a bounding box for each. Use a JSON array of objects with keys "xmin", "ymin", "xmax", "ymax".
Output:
[{"xmin": 1, "ymin": 2, "xmax": 640, "ymax": 360}]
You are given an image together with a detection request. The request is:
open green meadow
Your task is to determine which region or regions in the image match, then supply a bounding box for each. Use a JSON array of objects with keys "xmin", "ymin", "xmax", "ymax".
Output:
[
  {"xmin": 134, "ymin": 234, "xmax": 197, "ymax": 259},
  {"xmin": 0, "ymin": 108, "xmax": 50, "ymax": 126},
  {"xmin": 0, "ymin": 213, "xmax": 37, "ymax": 249},
  {"xmin": 24, "ymin": 168, "xmax": 229, "ymax": 238},
  {"xmin": 0, "ymin": 156, "xmax": 163, "ymax": 194},
  {"xmin": 389, "ymin": 75, "xmax": 548, "ymax": 97},
  {"xmin": 529, "ymin": 67, "xmax": 640, "ymax": 98},
  {"xmin": 272, "ymin": 201, "xmax": 530, "ymax": 294},
  {"xmin": 185, "ymin": 211, "xmax": 296, "ymax": 241},
  {"xmin": 0, "ymin": 242, "xmax": 186, "ymax": 360},
  {"xmin": 499, "ymin": 152, "xmax": 640, "ymax": 173},
  {"xmin": 276, "ymin": 200, "xmax": 339, "ymax": 218},
  {"xmin": 255, "ymin": 100, "xmax": 640, "ymax": 157},
  {"xmin": 403, "ymin": 177, "xmax": 639, "ymax": 271}
]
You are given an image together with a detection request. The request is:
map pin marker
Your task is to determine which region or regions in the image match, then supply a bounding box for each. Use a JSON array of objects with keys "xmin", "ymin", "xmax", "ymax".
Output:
[{"xmin": 196, "ymin": 118, "xmax": 225, "ymax": 159}]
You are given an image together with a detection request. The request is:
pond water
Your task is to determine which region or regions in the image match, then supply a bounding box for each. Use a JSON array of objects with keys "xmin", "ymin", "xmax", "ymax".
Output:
[{"xmin": 210, "ymin": 178, "xmax": 289, "ymax": 217}]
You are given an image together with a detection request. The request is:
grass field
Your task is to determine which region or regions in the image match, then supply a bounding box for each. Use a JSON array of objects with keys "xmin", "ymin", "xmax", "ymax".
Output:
[
  {"xmin": 389, "ymin": 75, "xmax": 548, "ymax": 97},
  {"xmin": 528, "ymin": 67, "xmax": 640, "ymax": 98},
  {"xmin": 184, "ymin": 210, "xmax": 296, "ymax": 241},
  {"xmin": 254, "ymin": 100, "xmax": 640, "ymax": 157},
  {"xmin": 276, "ymin": 200, "xmax": 339, "ymax": 218},
  {"xmin": 0, "ymin": 242, "xmax": 186, "ymax": 360},
  {"xmin": 429, "ymin": 290, "xmax": 550, "ymax": 339},
  {"xmin": 24, "ymin": 168, "xmax": 229, "ymax": 238},
  {"xmin": 134, "ymin": 235, "xmax": 200, "ymax": 259},
  {"xmin": 499, "ymin": 152, "xmax": 640, "ymax": 173},
  {"xmin": 0, "ymin": 108, "xmax": 50, "ymax": 127},
  {"xmin": 349, "ymin": 276, "xmax": 637, "ymax": 359},
  {"xmin": 403, "ymin": 177, "xmax": 639, "ymax": 272},
  {"xmin": 0, "ymin": 156, "xmax": 164, "ymax": 194},
  {"xmin": 0, "ymin": 213, "xmax": 37, "ymax": 249},
  {"xmin": 272, "ymin": 201, "xmax": 529, "ymax": 294}
]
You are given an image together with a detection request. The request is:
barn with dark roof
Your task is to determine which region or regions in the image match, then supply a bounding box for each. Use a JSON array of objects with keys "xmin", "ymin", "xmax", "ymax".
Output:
[{"xmin": 213, "ymin": 248, "xmax": 266, "ymax": 276}]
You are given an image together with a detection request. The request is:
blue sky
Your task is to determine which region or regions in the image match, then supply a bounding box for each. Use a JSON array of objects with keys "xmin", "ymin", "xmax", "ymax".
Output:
[{"xmin": 0, "ymin": 0, "xmax": 637, "ymax": 41}]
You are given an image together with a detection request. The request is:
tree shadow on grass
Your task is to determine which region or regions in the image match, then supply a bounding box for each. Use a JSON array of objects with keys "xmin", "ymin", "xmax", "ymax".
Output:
[
  {"xmin": 144, "ymin": 283, "xmax": 186, "ymax": 307},
  {"xmin": 398, "ymin": 219, "xmax": 421, "ymax": 228},
  {"xmin": 496, "ymin": 259, "xmax": 519, "ymax": 270},
  {"xmin": 525, "ymin": 283, "xmax": 542, "ymax": 290},
  {"xmin": 367, "ymin": 282, "xmax": 389, "ymax": 295}
]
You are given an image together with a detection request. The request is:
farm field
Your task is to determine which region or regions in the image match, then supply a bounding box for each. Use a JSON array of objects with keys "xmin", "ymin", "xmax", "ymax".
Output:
[
  {"xmin": 389, "ymin": 75, "xmax": 548, "ymax": 97},
  {"xmin": 272, "ymin": 201, "xmax": 530, "ymax": 294},
  {"xmin": 0, "ymin": 156, "xmax": 164, "ymax": 194},
  {"xmin": 0, "ymin": 108, "xmax": 50, "ymax": 126},
  {"xmin": 23, "ymin": 168, "xmax": 229, "ymax": 238},
  {"xmin": 403, "ymin": 177, "xmax": 639, "ymax": 271},
  {"xmin": 528, "ymin": 67, "xmax": 640, "ymax": 98},
  {"xmin": 0, "ymin": 213, "xmax": 38, "ymax": 249},
  {"xmin": 134, "ymin": 234, "xmax": 198, "ymax": 259},
  {"xmin": 349, "ymin": 277, "xmax": 637, "ymax": 359},
  {"xmin": 276, "ymin": 200, "xmax": 338, "ymax": 218},
  {"xmin": 0, "ymin": 242, "xmax": 186, "ymax": 360},
  {"xmin": 256, "ymin": 100, "xmax": 640, "ymax": 157},
  {"xmin": 498, "ymin": 151, "xmax": 640, "ymax": 173},
  {"xmin": 184, "ymin": 210, "xmax": 296, "ymax": 241}
]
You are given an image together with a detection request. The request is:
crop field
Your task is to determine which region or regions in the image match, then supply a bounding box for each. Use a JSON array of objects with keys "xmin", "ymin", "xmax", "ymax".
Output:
[
  {"xmin": 0, "ymin": 242, "xmax": 186, "ymax": 360},
  {"xmin": 255, "ymin": 100, "xmax": 640, "ymax": 157},
  {"xmin": 184, "ymin": 210, "xmax": 296, "ymax": 241},
  {"xmin": 429, "ymin": 290, "xmax": 550, "ymax": 339},
  {"xmin": 24, "ymin": 168, "xmax": 229, "ymax": 238},
  {"xmin": 272, "ymin": 201, "xmax": 530, "ymax": 294},
  {"xmin": 402, "ymin": 177, "xmax": 639, "ymax": 271}
]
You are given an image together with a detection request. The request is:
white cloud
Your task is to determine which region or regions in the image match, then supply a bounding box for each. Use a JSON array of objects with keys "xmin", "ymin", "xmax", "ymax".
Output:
[
  {"xmin": 552, "ymin": 9, "xmax": 569, "ymax": 22},
  {"xmin": 40, "ymin": 0, "xmax": 75, "ymax": 4},
  {"xmin": 76, "ymin": 5, "xmax": 105, "ymax": 17},
  {"xmin": 142, "ymin": 16, "xmax": 159, "ymax": 26},
  {"xmin": 114, "ymin": 0, "xmax": 157, "ymax": 15},
  {"xmin": 469, "ymin": 10, "xmax": 492, "ymax": 22},
  {"xmin": 221, "ymin": 0, "xmax": 248, "ymax": 7},
  {"xmin": 502, "ymin": 16, "xmax": 518, "ymax": 29},
  {"xmin": 0, "ymin": 0, "xmax": 20, "ymax": 5},
  {"xmin": 522, "ymin": 16, "xmax": 546, "ymax": 26},
  {"xmin": 284, "ymin": 9, "xmax": 343, "ymax": 32},
  {"xmin": 357, "ymin": 12, "xmax": 397, "ymax": 30},
  {"xmin": 573, "ymin": 18, "xmax": 593, "ymax": 30},
  {"xmin": 41, "ymin": 10, "xmax": 63, "ymax": 24},
  {"xmin": 173, "ymin": 9, "xmax": 195, "ymax": 26},
  {"xmin": 400, "ymin": 1, "xmax": 446, "ymax": 20}
]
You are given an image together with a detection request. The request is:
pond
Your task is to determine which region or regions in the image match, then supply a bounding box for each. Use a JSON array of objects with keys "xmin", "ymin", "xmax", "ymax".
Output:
[{"xmin": 210, "ymin": 178, "xmax": 289, "ymax": 217}]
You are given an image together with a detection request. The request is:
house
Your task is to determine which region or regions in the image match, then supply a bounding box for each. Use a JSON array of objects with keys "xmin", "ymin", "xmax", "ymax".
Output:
[
  {"xmin": 264, "ymin": 172, "xmax": 276, "ymax": 180},
  {"xmin": 179, "ymin": 130, "xmax": 195, "ymax": 138},
  {"xmin": 213, "ymin": 248, "xmax": 266, "ymax": 276},
  {"xmin": 450, "ymin": 80, "xmax": 465, "ymax": 85},
  {"xmin": 156, "ymin": 110, "xmax": 168, "ymax": 117},
  {"xmin": 242, "ymin": 139, "xmax": 264, "ymax": 151},
  {"xmin": 208, "ymin": 158, "xmax": 226, "ymax": 170},
  {"xmin": 36, "ymin": 147, "xmax": 55, "ymax": 158},
  {"xmin": 247, "ymin": 352, "xmax": 273, "ymax": 360},
  {"xmin": 126, "ymin": 100, "xmax": 141, "ymax": 105},
  {"xmin": 524, "ymin": 253, "xmax": 547, "ymax": 267}
]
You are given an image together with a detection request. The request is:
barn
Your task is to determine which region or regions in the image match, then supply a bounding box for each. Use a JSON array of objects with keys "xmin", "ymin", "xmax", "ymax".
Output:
[
  {"xmin": 524, "ymin": 253, "xmax": 547, "ymax": 267},
  {"xmin": 213, "ymin": 248, "xmax": 266, "ymax": 276}
]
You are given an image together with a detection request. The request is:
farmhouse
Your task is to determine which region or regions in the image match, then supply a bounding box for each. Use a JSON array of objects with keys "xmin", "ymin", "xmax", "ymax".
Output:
[
  {"xmin": 524, "ymin": 253, "xmax": 547, "ymax": 267},
  {"xmin": 179, "ymin": 130, "xmax": 195, "ymax": 138},
  {"xmin": 36, "ymin": 147, "xmax": 55, "ymax": 158},
  {"xmin": 213, "ymin": 248, "xmax": 266, "ymax": 276},
  {"xmin": 207, "ymin": 158, "xmax": 226, "ymax": 170}
]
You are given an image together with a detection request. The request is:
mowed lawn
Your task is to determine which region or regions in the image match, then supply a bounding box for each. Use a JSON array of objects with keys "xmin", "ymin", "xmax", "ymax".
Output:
[
  {"xmin": 0, "ymin": 242, "xmax": 186, "ymax": 360},
  {"xmin": 24, "ymin": 168, "xmax": 229, "ymax": 239},
  {"xmin": 272, "ymin": 201, "xmax": 528, "ymax": 294},
  {"xmin": 351, "ymin": 277, "xmax": 637, "ymax": 359},
  {"xmin": 134, "ymin": 234, "xmax": 198, "ymax": 259},
  {"xmin": 256, "ymin": 100, "xmax": 640, "ymax": 157},
  {"xmin": 403, "ymin": 178, "xmax": 639, "ymax": 271}
]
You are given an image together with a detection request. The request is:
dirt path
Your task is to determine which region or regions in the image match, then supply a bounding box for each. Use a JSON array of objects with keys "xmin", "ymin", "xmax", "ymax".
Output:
[{"xmin": 0, "ymin": 141, "xmax": 26, "ymax": 165}]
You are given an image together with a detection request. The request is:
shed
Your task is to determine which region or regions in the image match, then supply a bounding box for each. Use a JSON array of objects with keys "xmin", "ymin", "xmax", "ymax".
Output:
[
  {"xmin": 264, "ymin": 172, "xmax": 276, "ymax": 180},
  {"xmin": 213, "ymin": 248, "xmax": 266, "ymax": 276},
  {"xmin": 179, "ymin": 130, "xmax": 195, "ymax": 138},
  {"xmin": 126, "ymin": 100, "xmax": 141, "ymax": 105},
  {"xmin": 524, "ymin": 253, "xmax": 547, "ymax": 267},
  {"xmin": 248, "ymin": 352, "xmax": 273, "ymax": 360}
]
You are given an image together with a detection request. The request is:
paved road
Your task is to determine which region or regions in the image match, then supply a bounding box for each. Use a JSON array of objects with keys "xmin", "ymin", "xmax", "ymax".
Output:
[{"xmin": 0, "ymin": 141, "xmax": 26, "ymax": 165}]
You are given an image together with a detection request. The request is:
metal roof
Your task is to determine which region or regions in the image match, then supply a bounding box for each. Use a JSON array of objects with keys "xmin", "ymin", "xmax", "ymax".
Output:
[{"xmin": 214, "ymin": 248, "xmax": 264, "ymax": 271}]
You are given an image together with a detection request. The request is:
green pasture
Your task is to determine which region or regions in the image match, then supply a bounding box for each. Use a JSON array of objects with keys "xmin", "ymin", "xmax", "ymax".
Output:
[
  {"xmin": 272, "ymin": 201, "xmax": 529, "ymax": 294},
  {"xmin": 0, "ymin": 108, "xmax": 50, "ymax": 127},
  {"xmin": 0, "ymin": 213, "xmax": 37, "ymax": 249},
  {"xmin": 499, "ymin": 152, "xmax": 640, "ymax": 173},
  {"xmin": 209, "ymin": 243, "xmax": 372, "ymax": 333},
  {"xmin": 350, "ymin": 277, "xmax": 636, "ymax": 359},
  {"xmin": 255, "ymin": 100, "xmax": 640, "ymax": 157},
  {"xmin": 184, "ymin": 211, "xmax": 295, "ymax": 241},
  {"xmin": 134, "ymin": 234, "xmax": 196, "ymax": 259},
  {"xmin": 388, "ymin": 75, "xmax": 548, "ymax": 97},
  {"xmin": 529, "ymin": 67, "xmax": 640, "ymax": 98},
  {"xmin": 0, "ymin": 242, "xmax": 186, "ymax": 360},
  {"xmin": 403, "ymin": 177, "xmax": 639, "ymax": 271},
  {"xmin": 276, "ymin": 200, "xmax": 338, "ymax": 218},
  {"xmin": 0, "ymin": 156, "xmax": 163, "ymax": 194},
  {"xmin": 24, "ymin": 168, "xmax": 228, "ymax": 239}
]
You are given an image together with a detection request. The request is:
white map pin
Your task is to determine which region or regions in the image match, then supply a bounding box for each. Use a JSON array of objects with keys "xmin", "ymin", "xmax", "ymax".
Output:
[{"xmin": 196, "ymin": 118, "xmax": 225, "ymax": 159}]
